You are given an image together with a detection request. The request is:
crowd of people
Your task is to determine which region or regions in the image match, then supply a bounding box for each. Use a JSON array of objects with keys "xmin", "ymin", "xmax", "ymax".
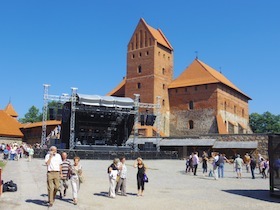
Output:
[
  {"xmin": 107, "ymin": 156, "xmax": 147, "ymax": 198},
  {"xmin": 185, "ymin": 151, "xmax": 270, "ymax": 180},
  {"xmin": 44, "ymin": 146, "xmax": 148, "ymax": 207},
  {"xmin": 0, "ymin": 142, "xmax": 35, "ymax": 161},
  {"xmin": 45, "ymin": 146, "xmax": 83, "ymax": 207}
]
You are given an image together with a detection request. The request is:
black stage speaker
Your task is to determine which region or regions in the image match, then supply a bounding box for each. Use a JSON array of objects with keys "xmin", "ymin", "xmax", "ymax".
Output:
[
  {"xmin": 145, "ymin": 114, "xmax": 156, "ymax": 126},
  {"xmin": 140, "ymin": 114, "xmax": 145, "ymax": 126},
  {"xmin": 56, "ymin": 108, "xmax": 62, "ymax": 121},
  {"xmin": 49, "ymin": 108, "xmax": 55, "ymax": 120}
]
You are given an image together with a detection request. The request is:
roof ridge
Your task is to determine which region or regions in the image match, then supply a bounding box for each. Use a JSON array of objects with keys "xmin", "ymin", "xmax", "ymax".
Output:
[
  {"xmin": 195, "ymin": 59, "xmax": 219, "ymax": 81},
  {"xmin": 157, "ymin": 28, "xmax": 173, "ymax": 50},
  {"xmin": 140, "ymin": 18, "xmax": 172, "ymax": 50},
  {"xmin": 196, "ymin": 59, "xmax": 251, "ymax": 99}
]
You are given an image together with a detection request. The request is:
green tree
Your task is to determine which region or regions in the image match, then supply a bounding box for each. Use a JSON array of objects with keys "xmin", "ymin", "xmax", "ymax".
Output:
[
  {"xmin": 19, "ymin": 106, "xmax": 41, "ymax": 123},
  {"xmin": 249, "ymin": 111, "xmax": 280, "ymax": 133},
  {"xmin": 19, "ymin": 101, "xmax": 62, "ymax": 123}
]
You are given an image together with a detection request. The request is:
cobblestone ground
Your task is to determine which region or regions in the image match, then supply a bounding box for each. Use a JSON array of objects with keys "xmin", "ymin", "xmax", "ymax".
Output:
[{"xmin": 0, "ymin": 158, "xmax": 279, "ymax": 210}]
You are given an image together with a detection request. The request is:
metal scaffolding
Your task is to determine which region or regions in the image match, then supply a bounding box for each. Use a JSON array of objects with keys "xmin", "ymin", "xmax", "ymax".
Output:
[
  {"xmin": 40, "ymin": 85, "xmax": 77, "ymax": 149},
  {"xmin": 132, "ymin": 94, "xmax": 161, "ymax": 152}
]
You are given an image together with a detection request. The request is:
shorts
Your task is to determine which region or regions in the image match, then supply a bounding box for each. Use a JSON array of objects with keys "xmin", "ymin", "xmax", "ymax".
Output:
[{"xmin": 236, "ymin": 168, "xmax": 242, "ymax": 173}]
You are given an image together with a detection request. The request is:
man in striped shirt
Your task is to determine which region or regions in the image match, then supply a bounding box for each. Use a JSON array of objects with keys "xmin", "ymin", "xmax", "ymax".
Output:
[{"xmin": 59, "ymin": 152, "xmax": 71, "ymax": 198}]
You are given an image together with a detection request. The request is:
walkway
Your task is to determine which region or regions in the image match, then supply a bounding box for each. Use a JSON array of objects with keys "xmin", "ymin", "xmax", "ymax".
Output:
[{"xmin": 0, "ymin": 158, "xmax": 279, "ymax": 210}]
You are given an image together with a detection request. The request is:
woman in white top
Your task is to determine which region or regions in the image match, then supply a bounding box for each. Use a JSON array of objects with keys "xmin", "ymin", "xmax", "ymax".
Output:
[{"xmin": 70, "ymin": 156, "xmax": 82, "ymax": 205}]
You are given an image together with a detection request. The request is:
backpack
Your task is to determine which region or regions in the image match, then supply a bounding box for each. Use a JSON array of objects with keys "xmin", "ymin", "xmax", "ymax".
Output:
[
  {"xmin": 3, "ymin": 180, "xmax": 18, "ymax": 192},
  {"xmin": 264, "ymin": 161, "xmax": 268, "ymax": 169}
]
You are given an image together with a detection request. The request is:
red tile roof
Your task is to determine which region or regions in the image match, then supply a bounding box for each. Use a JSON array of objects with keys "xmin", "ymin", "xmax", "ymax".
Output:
[
  {"xmin": 21, "ymin": 120, "xmax": 61, "ymax": 129},
  {"xmin": 141, "ymin": 18, "xmax": 173, "ymax": 51},
  {"xmin": 107, "ymin": 77, "xmax": 126, "ymax": 96},
  {"xmin": 169, "ymin": 59, "xmax": 251, "ymax": 99},
  {"xmin": 4, "ymin": 103, "xmax": 18, "ymax": 117},
  {"xmin": 0, "ymin": 110, "xmax": 23, "ymax": 137}
]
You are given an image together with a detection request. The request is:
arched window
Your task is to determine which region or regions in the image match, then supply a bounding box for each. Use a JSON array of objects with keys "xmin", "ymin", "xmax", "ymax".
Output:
[
  {"xmin": 189, "ymin": 101, "xmax": 194, "ymax": 110},
  {"xmin": 163, "ymin": 84, "xmax": 165, "ymax": 90},
  {"xmin": 189, "ymin": 120, "xmax": 194, "ymax": 129},
  {"xmin": 224, "ymin": 101, "xmax": 227, "ymax": 111},
  {"xmin": 162, "ymin": 99, "xmax": 165, "ymax": 106},
  {"xmin": 162, "ymin": 68, "xmax": 165, "ymax": 75},
  {"xmin": 137, "ymin": 65, "xmax": 142, "ymax": 73},
  {"xmin": 137, "ymin": 83, "xmax": 141, "ymax": 89}
]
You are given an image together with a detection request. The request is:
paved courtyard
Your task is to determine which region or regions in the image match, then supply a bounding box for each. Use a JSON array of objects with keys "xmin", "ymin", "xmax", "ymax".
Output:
[{"xmin": 0, "ymin": 158, "xmax": 279, "ymax": 210}]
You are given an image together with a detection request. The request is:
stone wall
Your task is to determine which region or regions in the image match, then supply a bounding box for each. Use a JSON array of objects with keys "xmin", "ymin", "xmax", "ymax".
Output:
[
  {"xmin": 201, "ymin": 134, "xmax": 269, "ymax": 158},
  {"xmin": 169, "ymin": 108, "xmax": 218, "ymax": 136},
  {"xmin": 0, "ymin": 137, "xmax": 22, "ymax": 145}
]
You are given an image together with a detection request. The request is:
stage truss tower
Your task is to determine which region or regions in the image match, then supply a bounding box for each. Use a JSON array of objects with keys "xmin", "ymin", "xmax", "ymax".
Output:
[{"xmin": 40, "ymin": 84, "xmax": 77, "ymax": 149}]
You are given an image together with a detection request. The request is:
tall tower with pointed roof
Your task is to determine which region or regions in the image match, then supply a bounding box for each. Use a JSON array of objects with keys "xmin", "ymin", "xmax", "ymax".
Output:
[{"xmin": 125, "ymin": 18, "xmax": 173, "ymax": 135}]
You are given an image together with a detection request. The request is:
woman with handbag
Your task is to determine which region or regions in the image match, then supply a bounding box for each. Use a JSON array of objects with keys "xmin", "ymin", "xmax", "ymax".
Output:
[
  {"xmin": 134, "ymin": 157, "xmax": 147, "ymax": 196},
  {"xmin": 108, "ymin": 158, "xmax": 120, "ymax": 198},
  {"xmin": 70, "ymin": 156, "xmax": 82, "ymax": 205}
]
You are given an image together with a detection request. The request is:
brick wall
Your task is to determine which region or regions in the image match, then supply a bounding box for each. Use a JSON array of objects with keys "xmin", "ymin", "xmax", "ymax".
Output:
[{"xmin": 169, "ymin": 83, "xmax": 251, "ymax": 136}]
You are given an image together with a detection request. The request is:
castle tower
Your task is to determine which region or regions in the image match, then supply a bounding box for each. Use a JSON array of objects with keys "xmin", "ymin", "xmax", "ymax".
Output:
[{"xmin": 125, "ymin": 18, "xmax": 174, "ymax": 135}]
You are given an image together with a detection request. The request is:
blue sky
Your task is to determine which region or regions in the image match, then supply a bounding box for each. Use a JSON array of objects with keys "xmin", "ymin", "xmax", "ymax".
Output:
[{"xmin": 0, "ymin": 1, "xmax": 279, "ymax": 118}]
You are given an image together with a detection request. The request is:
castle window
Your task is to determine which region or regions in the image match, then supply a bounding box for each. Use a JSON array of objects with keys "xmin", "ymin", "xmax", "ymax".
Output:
[
  {"xmin": 189, "ymin": 101, "xmax": 194, "ymax": 110},
  {"xmin": 144, "ymin": 31, "xmax": 148, "ymax": 47},
  {"xmin": 162, "ymin": 68, "xmax": 165, "ymax": 75},
  {"xmin": 189, "ymin": 120, "xmax": 194, "ymax": 129},
  {"xmin": 137, "ymin": 83, "xmax": 141, "ymax": 89},
  {"xmin": 140, "ymin": 30, "xmax": 143, "ymax": 48},
  {"xmin": 139, "ymin": 52, "xmax": 142, "ymax": 57},
  {"xmin": 162, "ymin": 99, "xmax": 165, "ymax": 106},
  {"xmin": 158, "ymin": 51, "xmax": 160, "ymax": 56},
  {"xmin": 146, "ymin": 51, "xmax": 149, "ymax": 56},
  {"xmin": 137, "ymin": 65, "xmax": 142, "ymax": 73},
  {"xmin": 131, "ymin": 54, "xmax": 135, "ymax": 59},
  {"xmin": 131, "ymin": 42, "xmax": 134, "ymax": 51},
  {"xmin": 175, "ymin": 88, "xmax": 178, "ymax": 93},
  {"xmin": 242, "ymin": 109, "xmax": 244, "ymax": 117},
  {"xmin": 136, "ymin": 34, "xmax": 138, "ymax": 49},
  {"xmin": 195, "ymin": 86, "xmax": 198, "ymax": 91},
  {"xmin": 234, "ymin": 105, "xmax": 237, "ymax": 114},
  {"xmin": 224, "ymin": 101, "xmax": 227, "ymax": 111},
  {"xmin": 205, "ymin": 84, "xmax": 208, "ymax": 90},
  {"xmin": 163, "ymin": 84, "xmax": 165, "ymax": 90},
  {"xmin": 185, "ymin": 87, "xmax": 188, "ymax": 92},
  {"xmin": 163, "ymin": 54, "xmax": 165, "ymax": 58},
  {"xmin": 168, "ymin": 56, "xmax": 170, "ymax": 60}
]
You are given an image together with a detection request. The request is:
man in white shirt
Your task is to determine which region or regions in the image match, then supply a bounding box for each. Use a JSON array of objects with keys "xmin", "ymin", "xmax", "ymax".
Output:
[
  {"xmin": 212, "ymin": 152, "xmax": 219, "ymax": 180},
  {"xmin": 45, "ymin": 146, "xmax": 62, "ymax": 207},
  {"xmin": 115, "ymin": 157, "xmax": 127, "ymax": 196},
  {"xmin": 192, "ymin": 152, "xmax": 199, "ymax": 176}
]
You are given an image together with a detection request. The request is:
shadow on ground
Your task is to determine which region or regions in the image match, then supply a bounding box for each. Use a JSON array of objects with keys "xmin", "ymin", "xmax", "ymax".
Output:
[
  {"xmin": 94, "ymin": 192, "xmax": 109, "ymax": 198},
  {"xmin": 222, "ymin": 190, "xmax": 280, "ymax": 203},
  {"xmin": 25, "ymin": 199, "xmax": 48, "ymax": 206},
  {"xmin": 94, "ymin": 191, "xmax": 138, "ymax": 198}
]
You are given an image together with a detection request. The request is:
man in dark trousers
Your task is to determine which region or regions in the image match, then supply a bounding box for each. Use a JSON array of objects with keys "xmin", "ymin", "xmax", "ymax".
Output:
[{"xmin": 250, "ymin": 155, "xmax": 257, "ymax": 179}]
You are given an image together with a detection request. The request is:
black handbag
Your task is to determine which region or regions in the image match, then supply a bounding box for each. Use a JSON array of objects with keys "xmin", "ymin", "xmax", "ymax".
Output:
[{"xmin": 143, "ymin": 174, "xmax": 149, "ymax": 183}]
